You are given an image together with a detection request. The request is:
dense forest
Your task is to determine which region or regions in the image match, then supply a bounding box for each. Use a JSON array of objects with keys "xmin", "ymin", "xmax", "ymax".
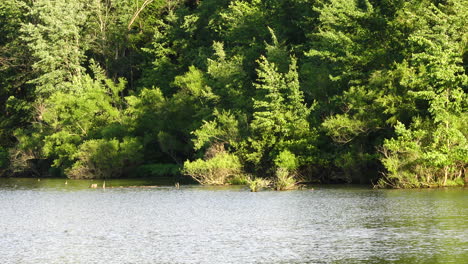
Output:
[{"xmin": 0, "ymin": 0, "xmax": 466, "ymax": 188}]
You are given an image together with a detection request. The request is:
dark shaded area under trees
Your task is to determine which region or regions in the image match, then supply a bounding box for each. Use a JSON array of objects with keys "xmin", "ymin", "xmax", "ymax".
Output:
[{"xmin": 0, "ymin": 0, "xmax": 466, "ymax": 188}]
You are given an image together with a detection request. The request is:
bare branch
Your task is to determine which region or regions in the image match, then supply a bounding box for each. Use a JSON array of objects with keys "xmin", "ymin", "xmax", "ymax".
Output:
[{"xmin": 128, "ymin": 0, "xmax": 154, "ymax": 30}]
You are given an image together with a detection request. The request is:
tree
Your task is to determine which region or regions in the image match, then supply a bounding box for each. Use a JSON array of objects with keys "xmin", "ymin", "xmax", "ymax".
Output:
[
  {"xmin": 0, "ymin": 0, "xmax": 35, "ymax": 148},
  {"xmin": 379, "ymin": 0, "xmax": 468, "ymax": 187},
  {"xmin": 20, "ymin": 0, "xmax": 89, "ymax": 96},
  {"xmin": 245, "ymin": 55, "xmax": 315, "ymax": 174},
  {"xmin": 36, "ymin": 64, "xmax": 139, "ymax": 178}
]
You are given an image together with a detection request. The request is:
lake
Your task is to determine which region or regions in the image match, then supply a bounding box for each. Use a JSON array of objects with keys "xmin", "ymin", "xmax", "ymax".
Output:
[{"xmin": 0, "ymin": 178, "xmax": 466, "ymax": 263}]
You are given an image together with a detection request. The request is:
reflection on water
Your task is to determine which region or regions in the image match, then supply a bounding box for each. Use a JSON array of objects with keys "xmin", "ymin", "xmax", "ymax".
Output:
[
  {"xmin": 0, "ymin": 177, "xmax": 177, "ymax": 190},
  {"xmin": 0, "ymin": 179, "xmax": 466, "ymax": 264}
]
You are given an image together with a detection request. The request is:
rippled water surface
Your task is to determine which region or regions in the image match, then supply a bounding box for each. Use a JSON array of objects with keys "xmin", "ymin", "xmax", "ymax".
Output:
[{"xmin": 0, "ymin": 178, "xmax": 466, "ymax": 263}]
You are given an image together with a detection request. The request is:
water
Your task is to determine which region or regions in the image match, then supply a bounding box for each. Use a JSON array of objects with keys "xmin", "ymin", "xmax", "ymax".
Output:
[{"xmin": 0, "ymin": 178, "xmax": 466, "ymax": 264}]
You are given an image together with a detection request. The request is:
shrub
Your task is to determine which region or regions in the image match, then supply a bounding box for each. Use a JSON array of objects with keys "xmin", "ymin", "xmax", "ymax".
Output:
[
  {"xmin": 445, "ymin": 178, "xmax": 465, "ymax": 187},
  {"xmin": 183, "ymin": 152, "xmax": 243, "ymax": 185},
  {"xmin": 226, "ymin": 174, "xmax": 250, "ymax": 185},
  {"xmin": 379, "ymin": 119, "xmax": 467, "ymax": 188},
  {"xmin": 273, "ymin": 150, "xmax": 299, "ymax": 190},
  {"xmin": 274, "ymin": 168, "xmax": 297, "ymax": 191},
  {"xmin": 247, "ymin": 177, "xmax": 271, "ymax": 192},
  {"xmin": 274, "ymin": 150, "xmax": 299, "ymax": 171},
  {"xmin": 67, "ymin": 137, "xmax": 143, "ymax": 179}
]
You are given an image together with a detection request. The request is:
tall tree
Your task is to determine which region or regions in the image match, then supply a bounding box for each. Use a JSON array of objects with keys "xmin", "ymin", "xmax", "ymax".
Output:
[
  {"xmin": 0, "ymin": 0, "xmax": 34, "ymax": 148},
  {"xmin": 245, "ymin": 55, "xmax": 314, "ymax": 174},
  {"xmin": 20, "ymin": 0, "xmax": 89, "ymax": 96},
  {"xmin": 379, "ymin": 0, "xmax": 468, "ymax": 187}
]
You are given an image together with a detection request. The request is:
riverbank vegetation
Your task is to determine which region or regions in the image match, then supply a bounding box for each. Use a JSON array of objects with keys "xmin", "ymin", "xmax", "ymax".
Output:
[{"xmin": 0, "ymin": 0, "xmax": 466, "ymax": 188}]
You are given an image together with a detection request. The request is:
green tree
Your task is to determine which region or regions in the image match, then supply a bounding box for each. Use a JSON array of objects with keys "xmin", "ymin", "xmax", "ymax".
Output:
[
  {"xmin": 68, "ymin": 137, "xmax": 143, "ymax": 179},
  {"xmin": 379, "ymin": 0, "xmax": 468, "ymax": 187},
  {"xmin": 245, "ymin": 55, "xmax": 315, "ymax": 174},
  {"xmin": 32, "ymin": 63, "xmax": 140, "ymax": 178},
  {"xmin": 20, "ymin": 0, "xmax": 89, "ymax": 96},
  {"xmin": 206, "ymin": 42, "xmax": 250, "ymax": 110},
  {"xmin": 0, "ymin": 0, "xmax": 35, "ymax": 148}
]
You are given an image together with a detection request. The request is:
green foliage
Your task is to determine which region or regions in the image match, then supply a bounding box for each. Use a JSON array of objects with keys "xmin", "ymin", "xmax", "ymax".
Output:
[
  {"xmin": 137, "ymin": 163, "xmax": 181, "ymax": 178},
  {"xmin": 43, "ymin": 131, "xmax": 81, "ymax": 169},
  {"xmin": 306, "ymin": 0, "xmax": 378, "ymax": 83},
  {"xmin": 246, "ymin": 177, "xmax": 271, "ymax": 192},
  {"xmin": 87, "ymin": 0, "xmax": 153, "ymax": 83},
  {"xmin": 274, "ymin": 150, "xmax": 299, "ymax": 171},
  {"xmin": 183, "ymin": 152, "xmax": 243, "ymax": 185},
  {"xmin": 68, "ymin": 137, "xmax": 143, "ymax": 179},
  {"xmin": 192, "ymin": 109, "xmax": 240, "ymax": 151},
  {"xmin": 377, "ymin": 0, "xmax": 468, "ymax": 188},
  {"xmin": 322, "ymin": 114, "xmax": 369, "ymax": 144},
  {"xmin": 265, "ymin": 27, "xmax": 290, "ymax": 73},
  {"xmin": 20, "ymin": 0, "xmax": 89, "ymax": 96},
  {"xmin": 2, "ymin": 0, "xmax": 466, "ymax": 188},
  {"xmin": 8, "ymin": 125, "xmax": 46, "ymax": 176},
  {"xmin": 274, "ymin": 168, "xmax": 297, "ymax": 191},
  {"xmin": 125, "ymin": 87, "xmax": 166, "ymax": 134},
  {"xmin": 246, "ymin": 55, "xmax": 315, "ymax": 173},
  {"xmin": 210, "ymin": 0, "xmax": 266, "ymax": 47},
  {"xmin": 380, "ymin": 116, "xmax": 467, "ymax": 188},
  {"xmin": 173, "ymin": 66, "xmax": 218, "ymax": 102},
  {"xmin": 206, "ymin": 42, "xmax": 250, "ymax": 110},
  {"xmin": 226, "ymin": 173, "xmax": 250, "ymax": 185},
  {"xmin": 0, "ymin": 147, "xmax": 9, "ymax": 171},
  {"xmin": 40, "ymin": 72, "xmax": 127, "ymax": 169},
  {"xmin": 273, "ymin": 149, "xmax": 300, "ymax": 191},
  {"xmin": 0, "ymin": 0, "xmax": 34, "ymax": 148},
  {"xmin": 306, "ymin": 0, "xmax": 397, "ymax": 181}
]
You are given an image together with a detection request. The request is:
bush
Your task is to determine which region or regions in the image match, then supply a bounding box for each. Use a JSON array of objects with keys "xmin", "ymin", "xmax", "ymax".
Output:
[
  {"xmin": 274, "ymin": 150, "xmax": 299, "ymax": 171},
  {"xmin": 247, "ymin": 177, "xmax": 271, "ymax": 192},
  {"xmin": 379, "ymin": 120, "xmax": 467, "ymax": 188},
  {"xmin": 445, "ymin": 178, "xmax": 465, "ymax": 187},
  {"xmin": 274, "ymin": 168, "xmax": 297, "ymax": 191},
  {"xmin": 67, "ymin": 137, "xmax": 143, "ymax": 179},
  {"xmin": 226, "ymin": 174, "xmax": 250, "ymax": 185},
  {"xmin": 273, "ymin": 150, "xmax": 299, "ymax": 190},
  {"xmin": 183, "ymin": 152, "xmax": 242, "ymax": 185}
]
